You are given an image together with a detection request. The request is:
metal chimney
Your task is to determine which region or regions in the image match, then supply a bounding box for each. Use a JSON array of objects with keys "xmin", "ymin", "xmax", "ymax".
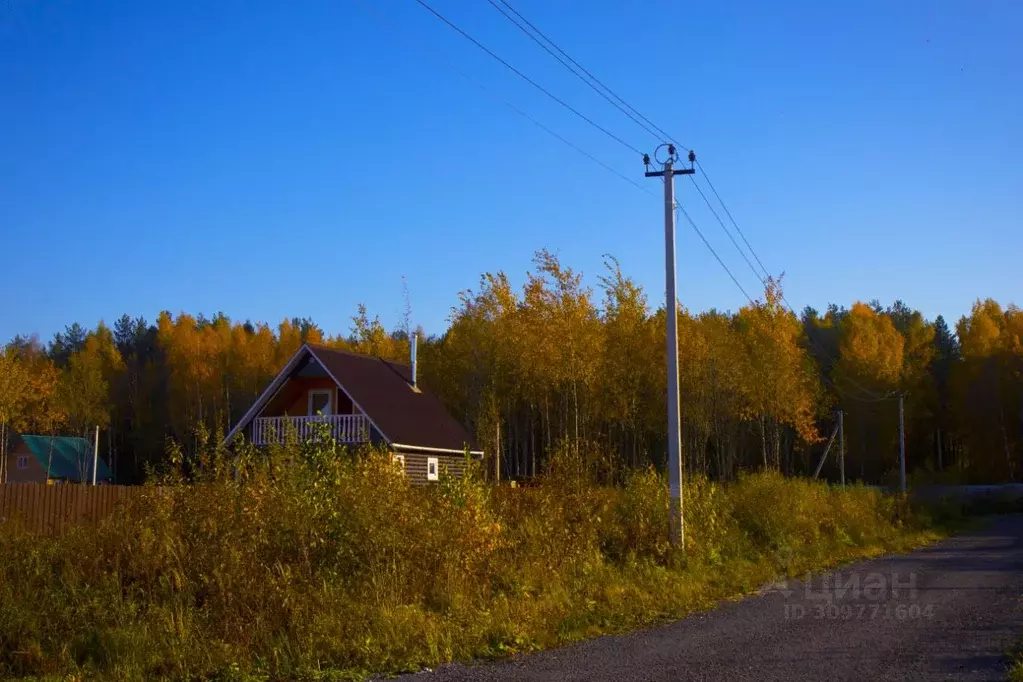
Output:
[{"xmin": 410, "ymin": 332, "xmax": 418, "ymax": 389}]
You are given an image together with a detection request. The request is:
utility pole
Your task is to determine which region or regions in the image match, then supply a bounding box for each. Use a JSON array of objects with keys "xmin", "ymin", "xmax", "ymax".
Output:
[
  {"xmin": 645, "ymin": 145, "xmax": 695, "ymax": 546},
  {"xmin": 898, "ymin": 392, "xmax": 906, "ymax": 493},
  {"xmin": 92, "ymin": 425, "xmax": 100, "ymax": 486},
  {"xmin": 838, "ymin": 410, "xmax": 845, "ymax": 486}
]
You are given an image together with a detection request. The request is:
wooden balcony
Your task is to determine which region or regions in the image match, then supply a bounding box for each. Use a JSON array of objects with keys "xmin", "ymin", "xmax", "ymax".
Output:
[{"xmin": 251, "ymin": 414, "xmax": 370, "ymax": 446}]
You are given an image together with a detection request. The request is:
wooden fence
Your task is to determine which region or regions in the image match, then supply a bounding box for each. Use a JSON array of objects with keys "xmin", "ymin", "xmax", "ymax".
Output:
[{"xmin": 0, "ymin": 483, "xmax": 140, "ymax": 534}]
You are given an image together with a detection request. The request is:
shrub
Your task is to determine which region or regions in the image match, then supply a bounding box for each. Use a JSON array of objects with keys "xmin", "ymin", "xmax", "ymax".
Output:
[{"xmin": 0, "ymin": 439, "xmax": 939, "ymax": 680}]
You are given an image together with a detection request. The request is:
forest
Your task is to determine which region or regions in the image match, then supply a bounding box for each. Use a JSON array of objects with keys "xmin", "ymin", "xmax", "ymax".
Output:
[{"xmin": 0, "ymin": 249, "xmax": 1019, "ymax": 484}]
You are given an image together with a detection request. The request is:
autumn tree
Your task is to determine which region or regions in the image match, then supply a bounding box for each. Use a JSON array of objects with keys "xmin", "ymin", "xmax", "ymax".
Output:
[
  {"xmin": 2, "ymin": 253, "xmax": 1018, "ymax": 486},
  {"xmin": 0, "ymin": 349, "xmax": 28, "ymax": 482},
  {"xmin": 953, "ymin": 300, "xmax": 1023, "ymax": 480},
  {"xmin": 734, "ymin": 279, "xmax": 821, "ymax": 471},
  {"xmin": 597, "ymin": 256, "xmax": 659, "ymax": 468}
]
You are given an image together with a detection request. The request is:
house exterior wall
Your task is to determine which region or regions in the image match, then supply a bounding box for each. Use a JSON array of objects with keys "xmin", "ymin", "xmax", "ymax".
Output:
[
  {"xmin": 260, "ymin": 377, "xmax": 357, "ymax": 417},
  {"xmin": 398, "ymin": 451, "xmax": 468, "ymax": 484},
  {"xmin": 4, "ymin": 442, "xmax": 47, "ymax": 484}
]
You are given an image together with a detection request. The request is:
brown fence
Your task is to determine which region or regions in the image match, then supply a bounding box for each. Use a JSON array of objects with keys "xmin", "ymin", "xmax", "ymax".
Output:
[{"xmin": 0, "ymin": 483, "xmax": 140, "ymax": 534}]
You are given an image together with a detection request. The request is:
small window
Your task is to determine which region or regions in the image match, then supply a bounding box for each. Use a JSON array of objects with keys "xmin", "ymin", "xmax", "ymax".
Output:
[
  {"xmin": 392, "ymin": 453, "xmax": 405, "ymax": 473},
  {"xmin": 16, "ymin": 455, "xmax": 29, "ymax": 470},
  {"xmin": 308, "ymin": 389, "xmax": 333, "ymax": 416},
  {"xmin": 426, "ymin": 456, "xmax": 439, "ymax": 481}
]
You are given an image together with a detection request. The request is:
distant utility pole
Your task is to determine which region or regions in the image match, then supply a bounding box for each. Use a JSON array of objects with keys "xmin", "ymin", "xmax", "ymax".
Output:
[
  {"xmin": 92, "ymin": 425, "xmax": 100, "ymax": 486},
  {"xmin": 645, "ymin": 145, "xmax": 695, "ymax": 547},
  {"xmin": 838, "ymin": 410, "xmax": 845, "ymax": 486}
]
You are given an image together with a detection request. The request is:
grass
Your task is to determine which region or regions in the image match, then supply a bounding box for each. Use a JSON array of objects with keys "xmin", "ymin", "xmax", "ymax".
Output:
[
  {"xmin": 1007, "ymin": 627, "xmax": 1023, "ymax": 682},
  {"xmin": 1010, "ymin": 639, "xmax": 1023, "ymax": 682},
  {"xmin": 0, "ymin": 438, "xmax": 945, "ymax": 681}
]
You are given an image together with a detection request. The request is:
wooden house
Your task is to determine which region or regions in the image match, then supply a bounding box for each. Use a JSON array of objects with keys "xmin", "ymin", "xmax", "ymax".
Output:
[{"xmin": 223, "ymin": 341, "xmax": 482, "ymax": 482}]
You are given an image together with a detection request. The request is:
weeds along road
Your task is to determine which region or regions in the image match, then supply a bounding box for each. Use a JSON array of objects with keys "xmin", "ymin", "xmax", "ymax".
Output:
[{"xmin": 414, "ymin": 516, "xmax": 1023, "ymax": 681}]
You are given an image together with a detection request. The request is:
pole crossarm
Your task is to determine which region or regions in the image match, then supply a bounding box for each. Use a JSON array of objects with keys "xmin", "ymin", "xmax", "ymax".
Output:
[{"xmin": 645, "ymin": 168, "xmax": 695, "ymax": 178}]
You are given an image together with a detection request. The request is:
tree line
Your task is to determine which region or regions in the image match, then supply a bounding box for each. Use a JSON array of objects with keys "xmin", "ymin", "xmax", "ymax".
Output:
[{"xmin": 0, "ymin": 250, "xmax": 1019, "ymax": 484}]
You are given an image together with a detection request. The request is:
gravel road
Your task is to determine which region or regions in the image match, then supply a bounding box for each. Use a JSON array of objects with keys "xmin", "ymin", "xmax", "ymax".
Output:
[{"xmin": 412, "ymin": 516, "xmax": 1023, "ymax": 681}]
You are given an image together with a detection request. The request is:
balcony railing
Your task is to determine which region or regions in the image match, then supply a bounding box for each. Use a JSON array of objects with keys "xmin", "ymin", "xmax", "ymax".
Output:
[{"xmin": 252, "ymin": 414, "xmax": 370, "ymax": 446}]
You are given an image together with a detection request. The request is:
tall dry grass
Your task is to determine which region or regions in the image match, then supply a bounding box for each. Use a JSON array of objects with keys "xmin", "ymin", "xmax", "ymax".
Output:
[{"xmin": 0, "ymin": 437, "xmax": 939, "ymax": 680}]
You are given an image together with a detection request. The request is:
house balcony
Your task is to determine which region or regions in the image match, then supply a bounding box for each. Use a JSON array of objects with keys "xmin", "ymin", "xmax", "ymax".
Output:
[{"xmin": 251, "ymin": 414, "xmax": 371, "ymax": 446}]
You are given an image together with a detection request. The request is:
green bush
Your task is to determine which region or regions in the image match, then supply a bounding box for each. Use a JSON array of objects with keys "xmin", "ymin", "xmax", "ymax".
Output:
[{"xmin": 0, "ymin": 439, "xmax": 939, "ymax": 680}]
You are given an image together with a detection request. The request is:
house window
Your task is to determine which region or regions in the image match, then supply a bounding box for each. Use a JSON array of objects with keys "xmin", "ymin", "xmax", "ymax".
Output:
[
  {"xmin": 392, "ymin": 453, "xmax": 405, "ymax": 473},
  {"xmin": 426, "ymin": 456, "xmax": 439, "ymax": 481},
  {"xmin": 16, "ymin": 455, "xmax": 28, "ymax": 470},
  {"xmin": 308, "ymin": 389, "xmax": 333, "ymax": 416}
]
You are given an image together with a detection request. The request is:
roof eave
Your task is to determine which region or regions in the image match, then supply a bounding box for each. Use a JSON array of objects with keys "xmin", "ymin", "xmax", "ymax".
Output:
[{"xmin": 391, "ymin": 442, "xmax": 485, "ymax": 460}]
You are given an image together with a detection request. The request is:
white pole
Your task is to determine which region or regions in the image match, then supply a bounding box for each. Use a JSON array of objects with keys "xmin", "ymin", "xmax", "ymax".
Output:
[
  {"xmin": 663, "ymin": 157, "xmax": 684, "ymax": 546},
  {"xmin": 838, "ymin": 409, "xmax": 845, "ymax": 486},
  {"xmin": 92, "ymin": 425, "xmax": 99, "ymax": 485}
]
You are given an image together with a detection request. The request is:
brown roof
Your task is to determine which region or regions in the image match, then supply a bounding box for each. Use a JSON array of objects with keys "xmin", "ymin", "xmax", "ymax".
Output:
[{"xmin": 306, "ymin": 344, "xmax": 477, "ymax": 453}]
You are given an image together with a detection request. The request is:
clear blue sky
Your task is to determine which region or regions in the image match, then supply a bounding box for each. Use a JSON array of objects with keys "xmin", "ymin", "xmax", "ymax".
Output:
[{"xmin": 2, "ymin": 0, "xmax": 1020, "ymax": 344}]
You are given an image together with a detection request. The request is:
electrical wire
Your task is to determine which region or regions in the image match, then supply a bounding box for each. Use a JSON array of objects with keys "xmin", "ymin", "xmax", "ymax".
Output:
[
  {"xmin": 411, "ymin": 0, "xmax": 645, "ymax": 157},
  {"xmin": 353, "ymin": 0, "xmax": 647, "ymax": 194},
  {"xmin": 483, "ymin": 3, "xmax": 895, "ymax": 405},
  {"xmin": 494, "ymin": 0, "xmax": 688, "ymax": 151},
  {"xmin": 358, "ymin": 1, "xmax": 787, "ymax": 333},
  {"xmin": 697, "ymin": 161, "xmax": 771, "ymax": 281},
  {"xmin": 418, "ymin": 4, "xmax": 887, "ymax": 402},
  {"xmin": 486, "ymin": 0, "xmax": 663, "ymax": 143},
  {"xmin": 487, "ymin": 0, "xmax": 773, "ymax": 302},
  {"xmin": 688, "ymin": 175, "xmax": 766, "ymax": 289},
  {"xmin": 674, "ymin": 201, "xmax": 755, "ymax": 305}
]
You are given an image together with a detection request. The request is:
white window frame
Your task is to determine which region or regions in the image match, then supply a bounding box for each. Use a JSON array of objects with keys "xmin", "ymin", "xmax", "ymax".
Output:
[
  {"xmin": 392, "ymin": 453, "xmax": 406, "ymax": 473},
  {"xmin": 16, "ymin": 455, "xmax": 28, "ymax": 470},
  {"xmin": 426, "ymin": 456, "xmax": 439, "ymax": 481},
  {"xmin": 307, "ymin": 388, "xmax": 333, "ymax": 416}
]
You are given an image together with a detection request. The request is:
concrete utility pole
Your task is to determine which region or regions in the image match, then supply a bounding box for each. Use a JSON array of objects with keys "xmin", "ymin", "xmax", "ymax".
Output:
[
  {"xmin": 898, "ymin": 392, "xmax": 906, "ymax": 493},
  {"xmin": 92, "ymin": 425, "xmax": 99, "ymax": 486},
  {"xmin": 645, "ymin": 145, "xmax": 695, "ymax": 546},
  {"xmin": 812, "ymin": 420, "xmax": 840, "ymax": 479},
  {"xmin": 838, "ymin": 410, "xmax": 845, "ymax": 486}
]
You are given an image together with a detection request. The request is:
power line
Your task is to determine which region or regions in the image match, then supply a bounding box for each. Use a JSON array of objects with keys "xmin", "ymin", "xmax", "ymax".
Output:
[
  {"xmin": 411, "ymin": 0, "xmax": 645, "ymax": 157},
  {"xmin": 696, "ymin": 160, "xmax": 772, "ymax": 281},
  {"xmin": 674, "ymin": 201, "xmax": 755, "ymax": 305},
  {"xmin": 483, "ymin": 0, "xmax": 774, "ymax": 304},
  {"xmin": 494, "ymin": 0, "xmax": 687, "ymax": 151},
  {"xmin": 362, "ymin": 1, "xmax": 761, "ymax": 322},
  {"xmin": 485, "ymin": 0, "xmax": 663, "ymax": 143},
  {"xmin": 414, "ymin": 1, "xmax": 884, "ymax": 402},
  {"xmin": 687, "ymin": 175, "xmax": 766, "ymax": 289},
  {"xmin": 353, "ymin": 0, "xmax": 647, "ymax": 194}
]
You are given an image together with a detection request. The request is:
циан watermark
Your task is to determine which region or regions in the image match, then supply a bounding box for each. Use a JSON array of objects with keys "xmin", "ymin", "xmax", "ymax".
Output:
[
  {"xmin": 764, "ymin": 569, "xmax": 935, "ymax": 621},
  {"xmin": 783, "ymin": 601, "xmax": 934, "ymax": 621}
]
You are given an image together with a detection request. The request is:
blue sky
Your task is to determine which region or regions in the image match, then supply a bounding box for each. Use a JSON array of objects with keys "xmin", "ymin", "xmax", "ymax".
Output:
[{"xmin": 2, "ymin": 0, "xmax": 1020, "ymax": 343}]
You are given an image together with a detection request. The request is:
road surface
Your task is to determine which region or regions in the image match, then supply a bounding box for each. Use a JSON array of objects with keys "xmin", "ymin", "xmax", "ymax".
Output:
[{"xmin": 413, "ymin": 516, "xmax": 1023, "ymax": 681}]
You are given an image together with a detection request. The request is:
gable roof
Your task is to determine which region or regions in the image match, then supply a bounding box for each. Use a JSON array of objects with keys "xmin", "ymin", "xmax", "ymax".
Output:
[
  {"xmin": 307, "ymin": 345, "xmax": 478, "ymax": 453},
  {"xmin": 224, "ymin": 344, "xmax": 480, "ymax": 455},
  {"xmin": 16, "ymin": 434, "xmax": 113, "ymax": 482}
]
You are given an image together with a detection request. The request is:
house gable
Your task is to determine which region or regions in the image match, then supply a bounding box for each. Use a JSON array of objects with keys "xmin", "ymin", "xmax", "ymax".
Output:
[
  {"xmin": 223, "ymin": 345, "xmax": 389, "ymax": 446},
  {"xmin": 224, "ymin": 344, "xmax": 481, "ymax": 456},
  {"xmin": 4, "ymin": 438, "xmax": 47, "ymax": 483}
]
